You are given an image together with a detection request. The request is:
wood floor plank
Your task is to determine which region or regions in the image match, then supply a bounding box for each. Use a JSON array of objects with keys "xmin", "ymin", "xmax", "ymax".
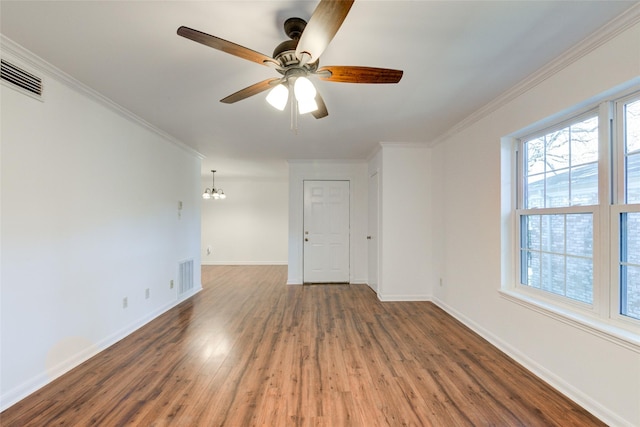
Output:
[{"xmin": 1, "ymin": 265, "xmax": 606, "ymax": 426}]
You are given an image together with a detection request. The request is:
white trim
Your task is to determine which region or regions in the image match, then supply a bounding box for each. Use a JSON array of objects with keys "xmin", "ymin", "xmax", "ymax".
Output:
[
  {"xmin": 430, "ymin": 4, "xmax": 640, "ymax": 147},
  {"xmin": 0, "ymin": 35, "xmax": 203, "ymax": 160},
  {"xmin": 0, "ymin": 287, "xmax": 201, "ymax": 412},
  {"xmin": 202, "ymin": 261, "xmax": 288, "ymax": 266},
  {"xmin": 377, "ymin": 294, "xmax": 431, "ymax": 302},
  {"xmin": 432, "ymin": 297, "xmax": 634, "ymax": 427}
]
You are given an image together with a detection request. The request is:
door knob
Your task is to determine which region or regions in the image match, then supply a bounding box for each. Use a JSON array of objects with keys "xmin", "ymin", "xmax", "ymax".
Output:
[
  {"xmin": 305, "ymin": 238, "xmax": 308, "ymax": 242},
  {"xmin": 366, "ymin": 236, "xmax": 372, "ymax": 240}
]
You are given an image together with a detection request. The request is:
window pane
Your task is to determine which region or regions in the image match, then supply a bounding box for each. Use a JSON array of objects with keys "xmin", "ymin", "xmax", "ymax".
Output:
[
  {"xmin": 541, "ymin": 215, "xmax": 564, "ymax": 253},
  {"xmin": 566, "ymin": 214, "xmax": 593, "ymax": 257},
  {"xmin": 621, "ymin": 212, "xmax": 640, "ymax": 320},
  {"xmin": 546, "ymin": 169, "xmax": 570, "ymax": 207},
  {"xmin": 626, "ymin": 153, "xmax": 640, "ymax": 204},
  {"xmin": 546, "ymin": 129, "xmax": 570, "ymax": 171},
  {"xmin": 525, "ymin": 251, "xmax": 541, "ymax": 289},
  {"xmin": 626, "ymin": 99, "xmax": 640, "ymax": 154},
  {"xmin": 571, "ymin": 116, "xmax": 599, "ymax": 165},
  {"xmin": 526, "ymin": 136, "xmax": 545, "ymax": 175},
  {"xmin": 621, "ymin": 265, "xmax": 640, "ymax": 320},
  {"xmin": 541, "ymin": 253, "xmax": 565, "ymax": 296},
  {"xmin": 524, "ymin": 215, "xmax": 540, "ymax": 250},
  {"xmin": 526, "ymin": 175, "xmax": 544, "ymax": 209},
  {"xmin": 623, "ymin": 212, "xmax": 640, "ymax": 265},
  {"xmin": 571, "ymin": 163, "xmax": 598, "ymax": 205},
  {"xmin": 566, "ymin": 257, "xmax": 593, "ymax": 303}
]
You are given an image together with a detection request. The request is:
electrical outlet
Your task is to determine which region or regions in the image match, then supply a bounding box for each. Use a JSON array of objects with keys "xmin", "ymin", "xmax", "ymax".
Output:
[
  {"xmin": 145, "ymin": 288, "xmax": 150, "ymax": 299},
  {"xmin": 122, "ymin": 297, "xmax": 128, "ymax": 309},
  {"xmin": 170, "ymin": 280, "xmax": 174, "ymax": 289}
]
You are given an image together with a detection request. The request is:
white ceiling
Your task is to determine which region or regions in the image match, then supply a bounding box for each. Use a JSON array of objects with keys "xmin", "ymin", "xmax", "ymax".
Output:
[{"xmin": 1, "ymin": 1, "xmax": 637, "ymax": 178}]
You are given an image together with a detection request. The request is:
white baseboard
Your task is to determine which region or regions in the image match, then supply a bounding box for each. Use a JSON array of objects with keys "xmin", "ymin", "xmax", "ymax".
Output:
[
  {"xmin": 378, "ymin": 293, "xmax": 432, "ymax": 302},
  {"xmin": 431, "ymin": 297, "xmax": 631, "ymax": 427},
  {"xmin": 202, "ymin": 261, "xmax": 288, "ymax": 266},
  {"xmin": 0, "ymin": 288, "xmax": 201, "ymax": 412}
]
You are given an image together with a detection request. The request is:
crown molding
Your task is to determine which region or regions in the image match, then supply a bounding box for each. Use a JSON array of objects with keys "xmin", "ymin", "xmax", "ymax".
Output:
[
  {"xmin": 379, "ymin": 142, "xmax": 428, "ymax": 149},
  {"xmin": 1, "ymin": 35, "xmax": 204, "ymax": 159},
  {"xmin": 429, "ymin": 3, "xmax": 640, "ymax": 147}
]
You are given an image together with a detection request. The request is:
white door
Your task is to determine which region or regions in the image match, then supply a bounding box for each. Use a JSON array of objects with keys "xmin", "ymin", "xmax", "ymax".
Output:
[
  {"xmin": 303, "ymin": 180, "xmax": 350, "ymax": 283},
  {"xmin": 368, "ymin": 172, "xmax": 379, "ymax": 292}
]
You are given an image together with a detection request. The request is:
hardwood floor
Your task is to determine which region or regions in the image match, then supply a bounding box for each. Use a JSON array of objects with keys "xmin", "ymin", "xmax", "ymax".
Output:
[{"xmin": 2, "ymin": 265, "xmax": 604, "ymax": 426}]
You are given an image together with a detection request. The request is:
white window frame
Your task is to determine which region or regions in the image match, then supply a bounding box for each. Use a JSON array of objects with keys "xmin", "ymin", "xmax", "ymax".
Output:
[
  {"xmin": 502, "ymin": 83, "xmax": 640, "ymax": 350},
  {"xmin": 515, "ymin": 109, "xmax": 604, "ymax": 317}
]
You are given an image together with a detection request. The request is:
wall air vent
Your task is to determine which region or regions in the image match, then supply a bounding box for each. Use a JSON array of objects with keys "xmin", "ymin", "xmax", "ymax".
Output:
[
  {"xmin": 178, "ymin": 259, "xmax": 194, "ymax": 296},
  {"xmin": 1, "ymin": 59, "xmax": 43, "ymax": 97}
]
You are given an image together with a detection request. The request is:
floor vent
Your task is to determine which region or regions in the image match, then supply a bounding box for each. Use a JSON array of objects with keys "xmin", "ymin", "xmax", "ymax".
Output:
[
  {"xmin": 178, "ymin": 259, "xmax": 194, "ymax": 295},
  {"xmin": 1, "ymin": 59, "xmax": 43, "ymax": 97}
]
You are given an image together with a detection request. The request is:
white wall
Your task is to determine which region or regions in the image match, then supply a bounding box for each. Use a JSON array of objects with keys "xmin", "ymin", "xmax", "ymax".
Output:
[
  {"xmin": 0, "ymin": 43, "xmax": 202, "ymax": 410},
  {"xmin": 288, "ymin": 160, "xmax": 368, "ymax": 284},
  {"xmin": 430, "ymin": 19, "xmax": 640, "ymax": 426},
  {"xmin": 201, "ymin": 176, "xmax": 288, "ymax": 265},
  {"xmin": 372, "ymin": 143, "xmax": 432, "ymax": 301}
]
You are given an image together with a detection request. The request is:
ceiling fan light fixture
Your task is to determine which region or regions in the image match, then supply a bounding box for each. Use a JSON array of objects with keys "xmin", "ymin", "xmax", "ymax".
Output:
[
  {"xmin": 294, "ymin": 76, "xmax": 316, "ymax": 102},
  {"xmin": 298, "ymin": 97, "xmax": 318, "ymax": 114},
  {"xmin": 266, "ymin": 83, "xmax": 288, "ymax": 110}
]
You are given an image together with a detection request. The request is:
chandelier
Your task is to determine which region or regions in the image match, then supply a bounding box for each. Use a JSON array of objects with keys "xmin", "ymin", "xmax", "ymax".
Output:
[{"xmin": 202, "ymin": 170, "xmax": 226, "ymax": 200}]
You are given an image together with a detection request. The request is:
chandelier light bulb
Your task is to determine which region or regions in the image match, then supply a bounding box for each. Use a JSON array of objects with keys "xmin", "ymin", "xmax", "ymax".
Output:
[{"xmin": 266, "ymin": 84, "xmax": 289, "ymax": 110}]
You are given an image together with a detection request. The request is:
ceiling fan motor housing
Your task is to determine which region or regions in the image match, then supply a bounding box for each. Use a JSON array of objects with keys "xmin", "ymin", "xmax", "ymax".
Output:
[{"xmin": 273, "ymin": 18, "xmax": 318, "ymax": 72}]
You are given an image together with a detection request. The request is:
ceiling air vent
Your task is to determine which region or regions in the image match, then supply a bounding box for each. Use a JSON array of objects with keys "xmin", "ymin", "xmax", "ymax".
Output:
[{"xmin": 1, "ymin": 59, "xmax": 43, "ymax": 97}]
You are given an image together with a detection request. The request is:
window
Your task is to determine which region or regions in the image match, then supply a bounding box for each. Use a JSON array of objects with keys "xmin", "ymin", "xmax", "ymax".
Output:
[
  {"xmin": 617, "ymin": 97, "xmax": 640, "ymax": 322},
  {"xmin": 513, "ymin": 87, "xmax": 640, "ymax": 334}
]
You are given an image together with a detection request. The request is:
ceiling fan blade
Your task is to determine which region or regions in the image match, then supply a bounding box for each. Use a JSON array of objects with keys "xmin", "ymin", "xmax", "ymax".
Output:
[
  {"xmin": 312, "ymin": 92, "xmax": 328, "ymax": 119},
  {"xmin": 316, "ymin": 66, "xmax": 403, "ymax": 84},
  {"xmin": 177, "ymin": 26, "xmax": 279, "ymax": 67},
  {"xmin": 220, "ymin": 78, "xmax": 280, "ymax": 104},
  {"xmin": 295, "ymin": 0, "xmax": 354, "ymax": 64}
]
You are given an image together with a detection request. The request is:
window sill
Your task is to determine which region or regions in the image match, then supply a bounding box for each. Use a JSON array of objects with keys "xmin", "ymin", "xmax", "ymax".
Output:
[{"xmin": 499, "ymin": 289, "xmax": 640, "ymax": 353}]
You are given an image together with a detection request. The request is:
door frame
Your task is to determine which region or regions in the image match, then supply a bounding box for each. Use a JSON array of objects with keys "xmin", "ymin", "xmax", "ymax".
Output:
[{"xmin": 368, "ymin": 171, "xmax": 380, "ymax": 293}]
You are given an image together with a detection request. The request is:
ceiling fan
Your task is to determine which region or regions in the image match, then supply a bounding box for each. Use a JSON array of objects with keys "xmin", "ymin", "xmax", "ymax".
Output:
[{"xmin": 177, "ymin": 0, "xmax": 403, "ymax": 119}]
